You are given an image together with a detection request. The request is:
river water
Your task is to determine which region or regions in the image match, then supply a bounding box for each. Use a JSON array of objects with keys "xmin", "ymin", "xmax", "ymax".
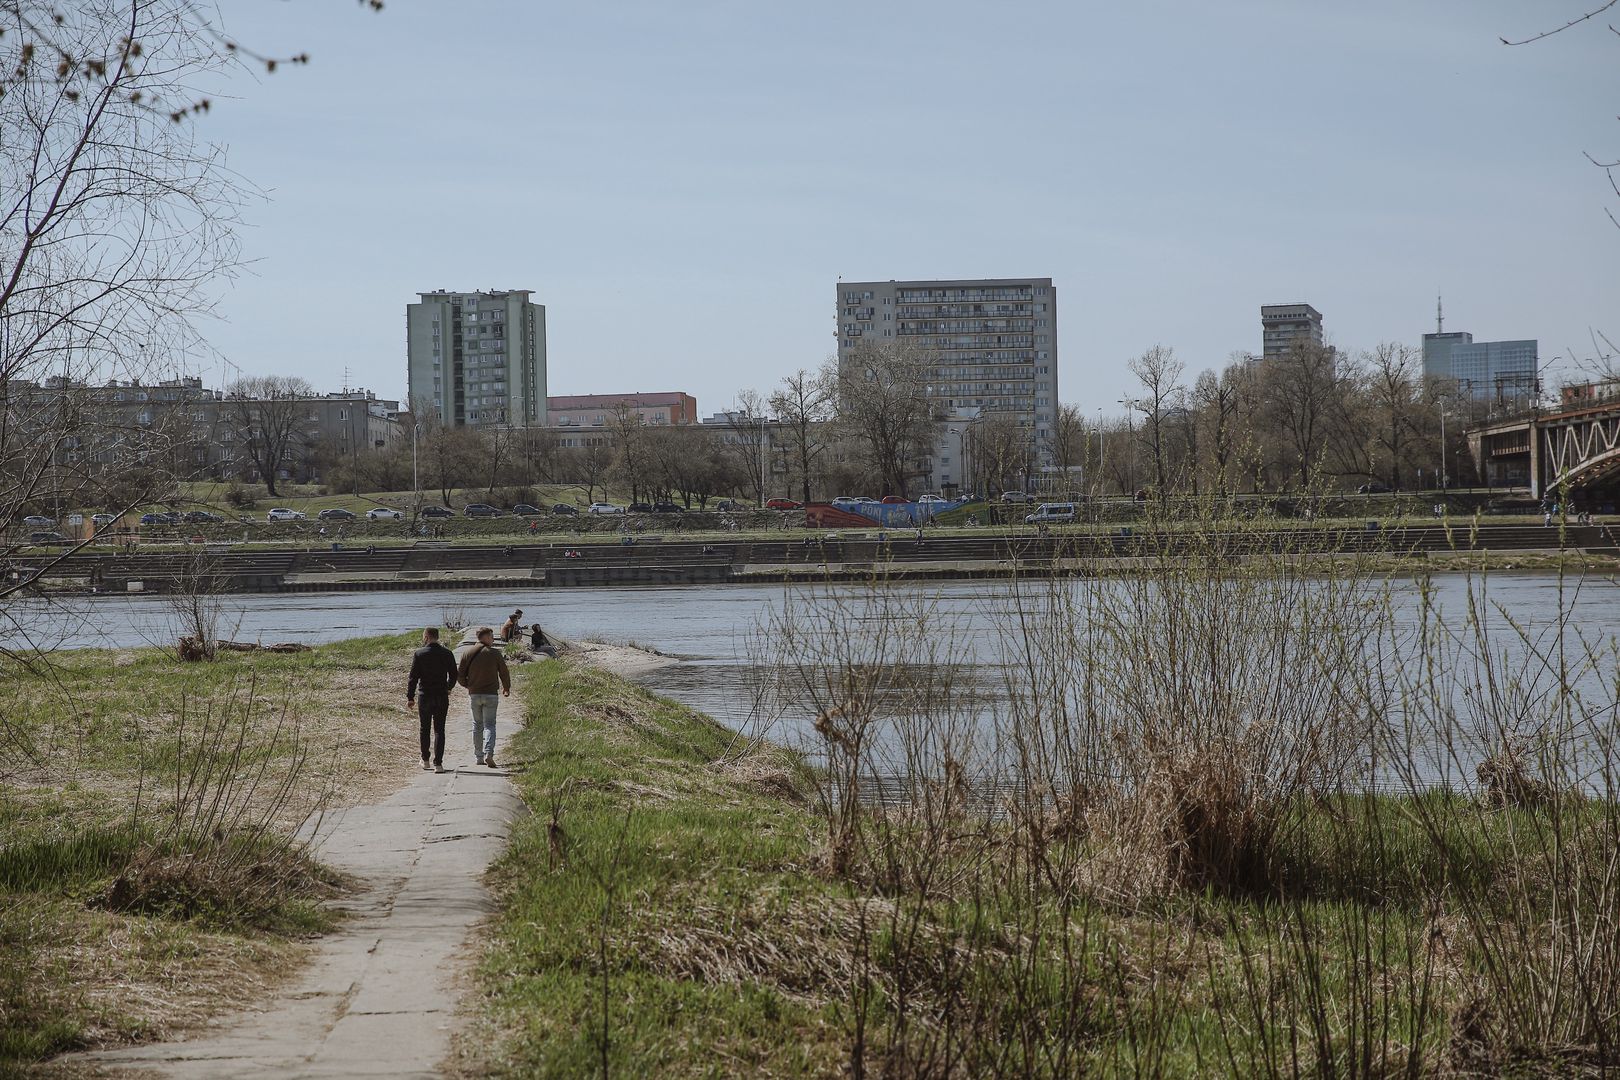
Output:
[{"xmin": 14, "ymin": 572, "xmax": 1620, "ymax": 787}]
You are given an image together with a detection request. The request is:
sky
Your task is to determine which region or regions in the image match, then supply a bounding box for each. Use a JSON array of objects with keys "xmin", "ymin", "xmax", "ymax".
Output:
[{"xmin": 193, "ymin": 0, "xmax": 1618, "ymax": 416}]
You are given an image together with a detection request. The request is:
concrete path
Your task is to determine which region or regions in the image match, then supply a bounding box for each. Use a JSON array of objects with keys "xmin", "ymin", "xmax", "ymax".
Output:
[{"xmin": 72, "ymin": 693, "xmax": 526, "ymax": 1079}]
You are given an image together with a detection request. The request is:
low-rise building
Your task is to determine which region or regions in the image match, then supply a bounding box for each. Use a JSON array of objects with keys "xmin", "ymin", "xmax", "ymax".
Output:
[{"xmin": 547, "ymin": 392, "xmax": 698, "ymax": 429}]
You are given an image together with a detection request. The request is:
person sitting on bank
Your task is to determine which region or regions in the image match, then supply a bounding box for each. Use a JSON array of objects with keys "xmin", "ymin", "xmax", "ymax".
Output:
[
  {"xmin": 500, "ymin": 609, "xmax": 523, "ymax": 641},
  {"xmin": 529, "ymin": 623, "xmax": 558, "ymax": 657}
]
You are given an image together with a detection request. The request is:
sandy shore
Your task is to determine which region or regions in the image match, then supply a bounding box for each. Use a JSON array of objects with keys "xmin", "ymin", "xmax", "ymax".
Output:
[{"xmin": 572, "ymin": 640, "xmax": 679, "ymax": 677}]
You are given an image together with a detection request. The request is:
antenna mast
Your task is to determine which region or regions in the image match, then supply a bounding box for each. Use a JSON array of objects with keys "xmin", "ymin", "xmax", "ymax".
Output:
[{"xmin": 1436, "ymin": 293, "xmax": 1444, "ymax": 334}]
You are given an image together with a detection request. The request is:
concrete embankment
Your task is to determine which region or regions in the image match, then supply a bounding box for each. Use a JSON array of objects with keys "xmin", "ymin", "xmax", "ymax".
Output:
[{"xmin": 9, "ymin": 522, "xmax": 1617, "ymax": 595}]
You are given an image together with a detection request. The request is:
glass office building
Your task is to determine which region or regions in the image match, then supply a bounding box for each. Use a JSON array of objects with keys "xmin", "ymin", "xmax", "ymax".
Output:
[{"xmin": 1422, "ymin": 331, "xmax": 1537, "ymax": 401}]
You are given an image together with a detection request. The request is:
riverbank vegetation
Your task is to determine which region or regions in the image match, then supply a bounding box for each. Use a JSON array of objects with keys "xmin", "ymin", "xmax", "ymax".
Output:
[
  {"xmin": 0, "ymin": 634, "xmax": 416, "ymax": 1074},
  {"xmin": 470, "ymin": 516, "xmax": 1620, "ymax": 1077}
]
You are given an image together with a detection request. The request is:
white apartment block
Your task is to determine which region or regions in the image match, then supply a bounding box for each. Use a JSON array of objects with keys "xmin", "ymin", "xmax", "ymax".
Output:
[
  {"xmin": 406, "ymin": 289, "xmax": 546, "ymax": 427},
  {"xmin": 837, "ymin": 277, "xmax": 1057, "ymax": 492}
]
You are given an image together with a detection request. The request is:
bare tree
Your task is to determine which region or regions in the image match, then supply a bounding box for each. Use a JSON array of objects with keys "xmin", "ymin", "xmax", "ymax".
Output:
[
  {"xmin": 225, "ymin": 376, "xmax": 316, "ymax": 497},
  {"xmin": 1126, "ymin": 345, "xmax": 1185, "ymax": 496},
  {"xmin": 718, "ymin": 389, "xmax": 770, "ymax": 504},
  {"xmin": 1359, "ymin": 343, "xmax": 1424, "ymax": 489},
  {"xmin": 1261, "ymin": 342, "xmax": 1340, "ymax": 489},
  {"xmin": 836, "ymin": 340, "xmax": 939, "ymax": 498},
  {"xmin": 608, "ymin": 405, "xmax": 652, "ymax": 504},
  {"xmin": 1193, "ymin": 363, "xmax": 1244, "ymax": 496},
  {"xmin": 770, "ymin": 365, "xmax": 835, "ymax": 504},
  {"xmin": 1049, "ymin": 403, "xmax": 1087, "ymax": 472},
  {"xmin": 967, "ymin": 412, "xmax": 1031, "ymax": 499}
]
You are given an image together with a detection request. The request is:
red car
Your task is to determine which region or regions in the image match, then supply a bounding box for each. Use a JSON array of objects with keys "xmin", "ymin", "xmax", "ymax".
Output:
[
  {"xmin": 765, "ymin": 498, "xmax": 801, "ymax": 510},
  {"xmin": 880, "ymin": 495, "xmax": 907, "ymax": 504}
]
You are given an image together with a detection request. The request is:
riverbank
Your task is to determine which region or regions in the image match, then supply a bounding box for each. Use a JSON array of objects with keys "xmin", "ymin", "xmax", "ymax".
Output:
[
  {"xmin": 10, "ymin": 521, "xmax": 1616, "ymax": 595},
  {"xmin": 0, "ymin": 634, "xmax": 420, "ymax": 1075},
  {"xmin": 459, "ymin": 651, "xmax": 1620, "ymax": 1077}
]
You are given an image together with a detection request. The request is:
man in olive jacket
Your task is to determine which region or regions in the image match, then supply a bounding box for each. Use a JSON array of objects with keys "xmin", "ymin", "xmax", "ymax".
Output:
[
  {"xmin": 457, "ymin": 626, "xmax": 511, "ymax": 768},
  {"xmin": 406, "ymin": 627, "xmax": 458, "ymax": 772}
]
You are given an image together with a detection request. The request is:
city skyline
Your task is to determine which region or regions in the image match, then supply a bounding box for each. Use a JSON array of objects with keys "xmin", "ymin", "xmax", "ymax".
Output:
[{"xmin": 190, "ymin": 1, "xmax": 1614, "ymax": 418}]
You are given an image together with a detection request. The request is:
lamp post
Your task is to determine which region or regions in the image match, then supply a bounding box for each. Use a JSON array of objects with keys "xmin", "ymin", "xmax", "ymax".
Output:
[
  {"xmin": 1096, "ymin": 406, "xmax": 1104, "ymax": 497},
  {"xmin": 412, "ymin": 423, "xmax": 421, "ymax": 511},
  {"xmin": 1118, "ymin": 398, "xmax": 1141, "ymax": 494}
]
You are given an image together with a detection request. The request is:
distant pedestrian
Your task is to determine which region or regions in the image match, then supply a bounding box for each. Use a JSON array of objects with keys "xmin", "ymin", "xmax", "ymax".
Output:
[
  {"xmin": 1544, "ymin": 509, "xmax": 1554, "ymax": 527},
  {"xmin": 406, "ymin": 627, "xmax": 457, "ymax": 773},
  {"xmin": 500, "ymin": 609, "xmax": 523, "ymax": 641},
  {"xmin": 457, "ymin": 626, "xmax": 511, "ymax": 768}
]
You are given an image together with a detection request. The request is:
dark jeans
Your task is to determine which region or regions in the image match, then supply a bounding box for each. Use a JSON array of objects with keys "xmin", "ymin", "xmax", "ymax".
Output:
[{"xmin": 417, "ymin": 694, "xmax": 449, "ymax": 764}]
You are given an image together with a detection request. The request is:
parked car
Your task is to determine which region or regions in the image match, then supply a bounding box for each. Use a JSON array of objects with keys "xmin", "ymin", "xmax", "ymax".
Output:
[
  {"xmin": 1357, "ymin": 482, "xmax": 1392, "ymax": 495},
  {"xmin": 830, "ymin": 497, "xmax": 863, "ymax": 508},
  {"xmin": 880, "ymin": 495, "xmax": 907, "ymax": 504},
  {"xmin": 765, "ymin": 498, "xmax": 801, "ymax": 510},
  {"xmin": 712, "ymin": 499, "xmax": 744, "ymax": 512},
  {"xmin": 627, "ymin": 502, "xmax": 652, "ymax": 513},
  {"xmin": 651, "ymin": 502, "xmax": 682, "ymax": 514},
  {"xmin": 266, "ymin": 508, "xmax": 306, "ymax": 522},
  {"xmin": 317, "ymin": 508, "xmax": 356, "ymax": 521},
  {"xmin": 28, "ymin": 531, "xmax": 68, "ymax": 544},
  {"xmin": 184, "ymin": 510, "xmax": 224, "ymax": 524},
  {"xmin": 90, "ymin": 513, "xmax": 118, "ymax": 527},
  {"xmin": 420, "ymin": 505, "xmax": 455, "ymax": 519},
  {"xmin": 588, "ymin": 502, "xmax": 623, "ymax": 515},
  {"xmin": 22, "ymin": 514, "xmax": 55, "ymax": 527},
  {"xmin": 511, "ymin": 503, "xmax": 542, "ymax": 516},
  {"xmin": 1000, "ymin": 491, "xmax": 1031, "ymax": 504},
  {"xmin": 1025, "ymin": 502, "xmax": 1077, "ymax": 525},
  {"xmin": 464, "ymin": 503, "xmax": 502, "ymax": 518},
  {"xmin": 918, "ymin": 494, "xmax": 948, "ymax": 504},
  {"xmin": 551, "ymin": 503, "xmax": 580, "ymax": 516},
  {"xmin": 139, "ymin": 511, "xmax": 180, "ymax": 526},
  {"xmin": 366, "ymin": 506, "xmax": 403, "ymax": 521}
]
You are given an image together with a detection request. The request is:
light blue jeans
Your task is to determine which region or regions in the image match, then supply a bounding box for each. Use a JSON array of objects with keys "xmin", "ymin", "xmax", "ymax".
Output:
[{"xmin": 470, "ymin": 694, "xmax": 499, "ymax": 759}]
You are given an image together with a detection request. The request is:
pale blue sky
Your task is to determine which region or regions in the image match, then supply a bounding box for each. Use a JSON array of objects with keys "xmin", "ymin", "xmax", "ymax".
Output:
[{"xmin": 198, "ymin": 0, "xmax": 1616, "ymax": 415}]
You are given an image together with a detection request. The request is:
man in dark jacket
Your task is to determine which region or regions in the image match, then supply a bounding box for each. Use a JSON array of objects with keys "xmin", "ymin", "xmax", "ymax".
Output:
[{"xmin": 407, "ymin": 627, "xmax": 458, "ymax": 773}]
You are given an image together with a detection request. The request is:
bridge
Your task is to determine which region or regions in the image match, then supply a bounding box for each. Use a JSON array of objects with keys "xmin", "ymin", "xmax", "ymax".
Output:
[{"xmin": 1468, "ymin": 397, "xmax": 1620, "ymax": 502}]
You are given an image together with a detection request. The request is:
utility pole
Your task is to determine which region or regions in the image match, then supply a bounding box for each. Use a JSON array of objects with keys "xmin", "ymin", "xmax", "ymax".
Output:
[{"xmin": 412, "ymin": 423, "xmax": 421, "ymax": 511}]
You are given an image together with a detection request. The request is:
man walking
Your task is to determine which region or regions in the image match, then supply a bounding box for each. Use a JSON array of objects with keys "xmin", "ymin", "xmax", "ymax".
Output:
[
  {"xmin": 458, "ymin": 626, "xmax": 511, "ymax": 768},
  {"xmin": 406, "ymin": 627, "xmax": 457, "ymax": 773}
]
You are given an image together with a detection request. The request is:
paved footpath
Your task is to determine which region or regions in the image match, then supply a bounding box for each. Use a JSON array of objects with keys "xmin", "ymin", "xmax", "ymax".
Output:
[{"xmin": 72, "ymin": 695, "xmax": 526, "ymax": 1080}]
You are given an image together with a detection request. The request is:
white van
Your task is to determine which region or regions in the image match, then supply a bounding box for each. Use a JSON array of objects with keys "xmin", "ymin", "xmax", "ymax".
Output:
[{"xmin": 1025, "ymin": 502, "xmax": 1076, "ymax": 525}]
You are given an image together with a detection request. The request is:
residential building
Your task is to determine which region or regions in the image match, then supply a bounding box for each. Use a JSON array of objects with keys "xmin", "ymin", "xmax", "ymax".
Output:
[
  {"xmin": 22, "ymin": 376, "xmax": 403, "ymax": 485},
  {"xmin": 405, "ymin": 289, "xmax": 547, "ymax": 428},
  {"xmin": 547, "ymin": 392, "xmax": 698, "ymax": 429},
  {"xmin": 836, "ymin": 277, "xmax": 1057, "ymax": 492},
  {"xmin": 1422, "ymin": 330, "xmax": 1539, "ymax": 403},
  {"xmin": 1260, "ymin": 303, "xmax": 1324, "ymax": 359}
]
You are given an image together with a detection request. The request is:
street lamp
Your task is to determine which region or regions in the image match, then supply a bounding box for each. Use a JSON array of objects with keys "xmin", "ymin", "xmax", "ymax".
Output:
[
  {"xmin": 412, "ymin": 423, "xmax": 421, "ymax": 511},
  {"xmin": 1095, "ymin": 406, "xmax": 1104, "ymax": 496}
]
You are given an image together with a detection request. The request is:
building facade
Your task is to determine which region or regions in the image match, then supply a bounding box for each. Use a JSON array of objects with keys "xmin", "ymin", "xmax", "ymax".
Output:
[
  {"xmin": 1260, "ymin": 303, "xmax": 1324, "ymax": 359},
  {"xmin": 405, "ymin": 289, "xmax": 547, "ymax": 428},
  {"xmin": 547, "ymin": 392, "xmax": 698, "ymax": 429},
  {"xmin": 836, "ymin": 277, "xmax": 1057, "ymax": 493},
  {"xmin": 1422, "ymin": 330, "xmax": 1538, "ymax": 403}
]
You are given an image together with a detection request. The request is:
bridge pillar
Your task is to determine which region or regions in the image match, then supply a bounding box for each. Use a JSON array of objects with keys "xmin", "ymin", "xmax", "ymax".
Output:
[{"xmin": 1529, "ymin": 420, "xmax": 1542, "ymax": 500}]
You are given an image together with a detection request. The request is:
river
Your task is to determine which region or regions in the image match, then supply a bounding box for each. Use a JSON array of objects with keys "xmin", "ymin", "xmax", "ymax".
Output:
[{"xmin": 15, "ymin": 569, "xmax": 1619, "ymax": 725}]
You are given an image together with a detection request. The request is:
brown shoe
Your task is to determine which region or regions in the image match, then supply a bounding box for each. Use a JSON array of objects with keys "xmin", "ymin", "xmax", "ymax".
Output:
[{"xmin": 485, "ymin": 757, "xmax": 497, "ymax": 769}]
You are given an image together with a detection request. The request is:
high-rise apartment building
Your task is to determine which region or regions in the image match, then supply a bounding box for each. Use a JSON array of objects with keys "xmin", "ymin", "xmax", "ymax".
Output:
[
  {"xmin": 1422, "ymin": 330, "xmax": 1538, "ymax": 402},
  {"xmin": 1260, "ymin": 303, "xmax": 1324, "ymax": 358},
  {"xmin": 405, "ymin": 289, "xmax": 546, "ymax": 427},
  {"xmin": 836, "ymin": 277, "xmax": 1057, "ymax": 493}
]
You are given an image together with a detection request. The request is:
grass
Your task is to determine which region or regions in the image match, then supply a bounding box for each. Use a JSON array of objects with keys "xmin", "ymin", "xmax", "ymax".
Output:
[
  {"xmin": 466, "ymin": 648, "xmax": 1620, "ymax": 1078},
  {"xmin": 0, "ymin": 632, "xmax": 420, "ymax": 1075},
  {"xmin": 460, "ymin": 657, "xmax": 840, "ymax": 1078}
]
